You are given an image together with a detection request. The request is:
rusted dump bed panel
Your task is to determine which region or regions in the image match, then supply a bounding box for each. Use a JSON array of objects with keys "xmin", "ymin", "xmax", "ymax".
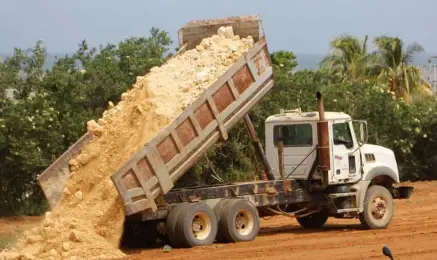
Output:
[{"xmin": 111, "ymin": 17, "xmax": 274, "ymax": 216}]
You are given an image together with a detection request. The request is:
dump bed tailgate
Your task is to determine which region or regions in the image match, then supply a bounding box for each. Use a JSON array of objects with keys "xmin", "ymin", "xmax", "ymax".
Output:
[
  {"xmin": 111, "ymin": 17, "xmax": 274, "ymax": 216},
  {"xmin": 37, "ymin": 133, "xmax": 93, "ymax": 209}
]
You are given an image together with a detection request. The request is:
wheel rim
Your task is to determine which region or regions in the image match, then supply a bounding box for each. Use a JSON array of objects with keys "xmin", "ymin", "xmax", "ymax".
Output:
[
  {"xmin": 235, "ymin": 209, "xmax": 254, "ymax": 236},
  {"xmin": 371, "ymin": 197, "xmax": 387, "ymax": 219},
  {"xmin": 191, "ymin": 212, "xmax": 212, "ymax": 240}
]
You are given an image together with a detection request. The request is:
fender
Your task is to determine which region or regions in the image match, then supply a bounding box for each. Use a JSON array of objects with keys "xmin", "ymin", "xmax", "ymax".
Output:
[
  {"xmin": 351, "ymin": 166, "xmax": 399, "ymax": 212},
  {"xmin": 362, "ymin": 165, "xmax": 400, "ymax": 183}
]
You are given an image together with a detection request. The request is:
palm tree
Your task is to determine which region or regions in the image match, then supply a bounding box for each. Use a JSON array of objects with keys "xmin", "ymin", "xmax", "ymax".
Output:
[
  {"xmin": 319, "ymin": 35, "xmax": 372, "ymax": 83},
  {"xmin": 371, "ymin": 36, "xmax": 432, "ymax": 102}
]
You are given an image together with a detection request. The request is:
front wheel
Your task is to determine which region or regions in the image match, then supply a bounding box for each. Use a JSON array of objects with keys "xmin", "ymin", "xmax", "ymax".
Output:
[{"xmin": 359, "ymin": 185, "xmax": 394, "ymax": 229}]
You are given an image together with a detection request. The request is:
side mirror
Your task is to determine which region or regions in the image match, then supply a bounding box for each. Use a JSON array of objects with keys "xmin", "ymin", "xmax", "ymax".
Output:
[
  {"xmin": 382, "ymin": 245, "xmax": 394, "ymax": 260},
  {"xmin": 353, "ymin": 120, "xmax": 368, "ymax": 145},
  {"xmin": 359, "ymin": 121, "xmax": 368, "ymax": 144}
]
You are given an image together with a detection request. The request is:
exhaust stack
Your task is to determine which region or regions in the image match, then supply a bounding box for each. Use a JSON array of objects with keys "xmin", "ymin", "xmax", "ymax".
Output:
[{"xmin": 316, "ymin": 92, "xmax": 330, "ymax": 187}]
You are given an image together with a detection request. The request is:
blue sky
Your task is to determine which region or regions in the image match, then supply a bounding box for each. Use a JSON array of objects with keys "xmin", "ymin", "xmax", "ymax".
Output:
[{"xmin": 1, "ymin": 0, "xmax": 436, "ymax": 54}]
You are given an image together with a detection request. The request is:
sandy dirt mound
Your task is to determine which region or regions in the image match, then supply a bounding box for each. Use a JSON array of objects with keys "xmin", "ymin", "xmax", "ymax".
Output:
[{"xmin": 0, "ymin": 26, "xmax": 254, "ymax": 260}]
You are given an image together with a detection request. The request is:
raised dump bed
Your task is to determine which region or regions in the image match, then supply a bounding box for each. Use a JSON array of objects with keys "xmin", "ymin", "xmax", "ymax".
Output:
[{"xmin": 37, "ymin": 15, "xmax": 274, "ymax": 216}]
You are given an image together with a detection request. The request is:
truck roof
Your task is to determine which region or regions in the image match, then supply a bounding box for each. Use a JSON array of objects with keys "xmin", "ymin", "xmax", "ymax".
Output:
[{"xmin": 265, "ymin": 111, "xmax": 351, "ymax": 123}]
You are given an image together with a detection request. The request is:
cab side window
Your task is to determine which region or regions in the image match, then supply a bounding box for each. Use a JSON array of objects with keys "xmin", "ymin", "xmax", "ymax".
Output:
[
  {"xmin": 332, "ymin": 122, "xmax": 353, "ymax": 149},
  {"xmin": 274, "ymin": 124, "xmax": 313, "ymax": 147}
]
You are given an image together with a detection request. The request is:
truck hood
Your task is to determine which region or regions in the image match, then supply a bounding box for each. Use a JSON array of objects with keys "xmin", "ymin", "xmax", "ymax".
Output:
[
  {"xmin": 361, "ymin": 144, "xmax": 395, "ymax": 156},
  {"xmin": 360, "ymin": 143, "xmax": 400, "ymax": 182}
]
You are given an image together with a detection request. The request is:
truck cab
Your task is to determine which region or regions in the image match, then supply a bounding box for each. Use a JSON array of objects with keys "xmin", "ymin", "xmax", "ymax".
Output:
[
  {"xmin": 265, "ymin": 109, "xmax": 399, "ymax": 186},
  {"xmin": 264, "ymin": 107, "xmax": 410, "ymax": 229}
]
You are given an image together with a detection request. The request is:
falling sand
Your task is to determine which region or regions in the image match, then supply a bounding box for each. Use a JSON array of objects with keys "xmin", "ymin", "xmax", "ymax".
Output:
[{"xmin": 0, "ymin": 26, "xmax": 254, "ymax": 260}]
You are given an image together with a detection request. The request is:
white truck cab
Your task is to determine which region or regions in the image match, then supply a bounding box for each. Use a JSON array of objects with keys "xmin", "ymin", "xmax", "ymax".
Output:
[
  {"xmin": 264, "ymin": 106, "xmax": 411, "ymax": 229},
  {"xmin": 265, "ymin": 109, "xmax": 399, "ymax": 185}
]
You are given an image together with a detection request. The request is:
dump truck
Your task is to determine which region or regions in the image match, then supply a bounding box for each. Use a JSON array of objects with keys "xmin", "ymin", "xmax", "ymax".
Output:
[{"xmin": 37, "ymin": 15, "xmax": 414, "ymax": 248}]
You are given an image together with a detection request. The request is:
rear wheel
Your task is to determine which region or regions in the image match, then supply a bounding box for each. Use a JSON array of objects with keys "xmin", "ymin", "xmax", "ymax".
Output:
[
  {"xmin": 359, "ymin": 185, "xmax": 394, "ymax": 229},
  {"xmin": 217, "ymin": 199, "xmax": 260, "ymax": 243},
  {"xmin": 165, "ymin": 203, "xmax": 191, "ymax": 247},
  {"xmin": 173, "ymin": 203, "xmax": 218, "ymax": 248},
  {"xmin": 213, "ymin": 199, "xmax": 232, "ymax": 242},
  {"xmin": 296, "ymin": 211, "xmax": 328, "ymax": 229}
]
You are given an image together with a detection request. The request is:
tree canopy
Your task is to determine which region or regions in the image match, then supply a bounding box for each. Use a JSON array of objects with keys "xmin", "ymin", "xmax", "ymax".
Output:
[{"xmin": 321, "ymin": 34, "xmax": 433, "ymax": 103}]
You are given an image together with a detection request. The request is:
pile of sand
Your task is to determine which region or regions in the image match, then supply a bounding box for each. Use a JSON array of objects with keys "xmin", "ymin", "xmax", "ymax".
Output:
[{"xmin": 0, "ymin": 26, "xmax": 254, "ymax": 260}]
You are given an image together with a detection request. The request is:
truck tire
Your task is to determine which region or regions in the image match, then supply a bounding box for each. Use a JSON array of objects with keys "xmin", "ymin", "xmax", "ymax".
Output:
[
  {"xmin": 174, "ymin": 202, "xmax": 218, "ymax": 248},
  {"xmin": 296, "ymin": 211, "xmax": 328, "ymax": 229},
  {"xmin": 217, "ymin": 199, "xmax": 260, "ymax": 243},
  {"xmin": 213, "ymin": 199, "xmax": 232, "ymax": 242},
  {"xmin": 165, "ymin": 202, "xmax": 191, "ymax": 247},
  {"xmin": 359, "ymin": 185, "xmax": 394, "ymax": 229}
]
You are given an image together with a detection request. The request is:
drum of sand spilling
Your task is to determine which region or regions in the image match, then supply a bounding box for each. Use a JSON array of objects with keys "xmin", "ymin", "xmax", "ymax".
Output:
[{"xmin": 0, "ymin": 26, "xmax": 254, "ymax": 260}]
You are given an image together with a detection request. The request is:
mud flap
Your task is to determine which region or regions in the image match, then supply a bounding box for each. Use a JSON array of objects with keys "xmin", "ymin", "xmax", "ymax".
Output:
[{"xmin": 392, "ymin": 186, "xmax": 414, "ymax": 199}]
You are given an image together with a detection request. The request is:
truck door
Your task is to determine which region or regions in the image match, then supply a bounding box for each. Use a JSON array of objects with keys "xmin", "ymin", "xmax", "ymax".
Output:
[
  {"xmin": 331, "ymin": 120, "xmax": 361, "ymax": 182},
  {"xmin": 272, "ymin": 123, "xmax": 316, "ymax": 180}
]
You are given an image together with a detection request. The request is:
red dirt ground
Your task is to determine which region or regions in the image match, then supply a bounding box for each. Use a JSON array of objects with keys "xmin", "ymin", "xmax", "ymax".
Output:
[
  {"xmin": 1, "ymin": 181, "xmax": 436, "ymax": 259},
  {"xmin": 122, "ymin": 181, "xmax": 437, "ymax": 260}
]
